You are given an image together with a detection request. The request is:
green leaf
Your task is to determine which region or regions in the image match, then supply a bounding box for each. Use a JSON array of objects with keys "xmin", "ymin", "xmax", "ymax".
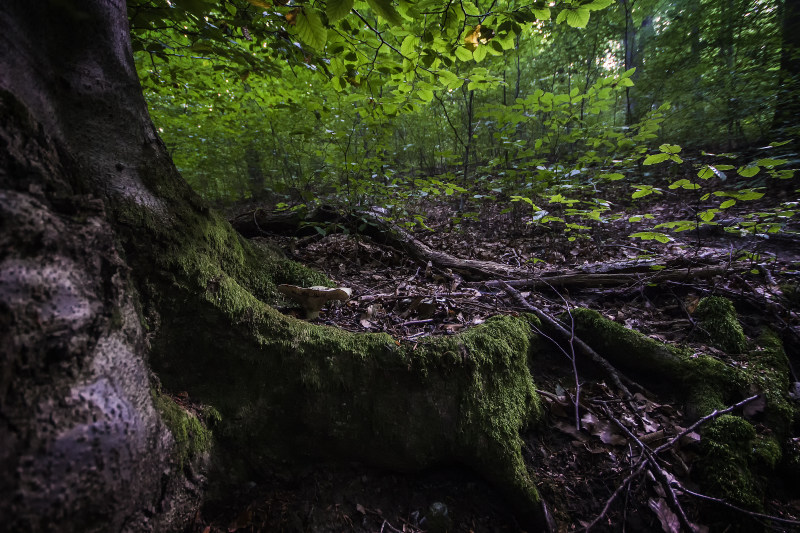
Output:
[
  {"xmin": 603, "ymin": 173, "xmax": 625, "ymax": 181},
  {"xmin": 510, "ymin": 195, "xmax": 542, "ymax": 210},
  {"xmin": 326, "ymin": 0, "xmax": 354, "ymax": 22},
  {"xmin": 462, "ymin": 1, "xmax": 481, "ymax": 15},
  {"xmin": 697, "ymin": 166, "xmax": 715, "ymax": 180},
  {"xmin": 631, "ymin": 185, "xmax": 660, "ymax": 199},
  {"xmin": 659, "ymin": 143, "xmax": 681, "ymax": 154},
  {"xmin": 654, "ymin": 220, "xmax": 697, "ymax": 231},
  {"xmin": 714, "ymin": 189, "xmax": 765, "ymax": 201},
  {"xmin": 720, "ymin": 199, "xmax": 736, "ymax": 209},
  {"xmin": 532, "ymin": 7, "xmax": 551, "ymax": 20},
  {"xmin": 699, "ymin": 209, "xmax": 717, "ymax": 222},
  {"xmin": 454, "ymin": 46, "xmax": 473, "ymax": 62},
  {"xmin": 297, "ymin": 8, "xmax": 327, "ymax": 50},
  {"xmin": 366, "ymin": 0, "xmax": 404, "ymax": 25},
  {"xmin": 473, "ymin": 44, "xmax": 487, "ymax": 62},
  {"xmin": 737, "ymin": 165, "xmax": 760, "ymax": 178},
  {"xmin": 630, "ymin": 231, "xmax": 672, "ymax": 243},
  {"xmin": 756, "ymin": 158, "xmax": 788, "ymax": 167},
  {"xmin": 400, "ymin": 34, "xmax": 417, "ymax": 57},
  {"xmin": 698, "ymin": 165, "xmax": 728, "ymax": 180},
  {"xmin": 564, "ymin": 8, "xmax": 590, "ymax": 27},
  {"xmin": 418, "ymin": 88, "xmax": 433, "ymax": 102},
  {"xmin": 668, "ymin": 179, "xmax": 699, "ymax": 190},
  {"xmin": 643, "ymin": 153, "xmax": 670, "ymax": 165},
  {"xmin": 438, "ymin": 70, "xmax": 461, "ymax": 89},
  {"xmin": 585, "ymin": 0, "xmax": 613, "ymax": 10}
]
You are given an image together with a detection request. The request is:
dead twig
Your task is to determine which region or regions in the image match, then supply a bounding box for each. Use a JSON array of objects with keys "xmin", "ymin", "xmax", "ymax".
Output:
[
  {"xmin": 500, "ymin": 281, "xmax": 636, "ymax": 400},
  {"xmin": 653, "ymin": 394, "xmax": 759, "ymax": 455},
  {"xmin": 469, "ymin": 265, "xmax": 729, "ymax": 290},
  {"xmin": 675, "ymin": 485, "xmax": 800, "ymax": 528},
  {"xmin": 599, "ymin": 405, "xmax": 697, "ymax": 532},
  {"xmin": 583, "ymin": 395, "xmax": 762, "ymax": 531}
]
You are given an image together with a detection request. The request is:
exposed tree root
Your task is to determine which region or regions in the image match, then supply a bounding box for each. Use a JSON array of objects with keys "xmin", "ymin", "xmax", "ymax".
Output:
[{"xmin": 500, "ymin": 280, "xmax": 639, "ymax": 399}]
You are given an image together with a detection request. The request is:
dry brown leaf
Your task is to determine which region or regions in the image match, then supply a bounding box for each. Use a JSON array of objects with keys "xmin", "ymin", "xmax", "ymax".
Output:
[
  {"xmin": 648, "ymin": 497, "xmax": 680, "ymax": 533},
  {"xmin": 285, "ymin": 8, "xmax": 300, "ymax": 26}
]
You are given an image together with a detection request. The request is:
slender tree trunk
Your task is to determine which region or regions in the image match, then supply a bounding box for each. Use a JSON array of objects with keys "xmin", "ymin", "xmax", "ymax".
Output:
[
  {"xmin": 772, "ymin": 0, "xmax": 800, "ymax": 139},
  {"xmin": 462, "ymin": 89, "xmax": 475, "ymax": 208},
  {"xmin": 620, "ymin": 0, "xmax": 636, "ymax": 124},
  {"xmin": 245, "ymin": 144, "xmax": 266, "ymax": 200}
]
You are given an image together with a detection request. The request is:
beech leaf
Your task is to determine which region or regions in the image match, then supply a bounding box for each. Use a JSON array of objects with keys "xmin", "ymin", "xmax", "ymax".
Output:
[
  {"xmin": 326, "ymin": 0, "xmax": 354, "ymax": 22},
  {"xmin": 296, "ymin": 8, "xmax": 327, "ymax": 50}
]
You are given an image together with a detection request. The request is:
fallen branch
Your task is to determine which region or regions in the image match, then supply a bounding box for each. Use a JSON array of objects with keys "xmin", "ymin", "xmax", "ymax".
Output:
[
  {"xmin": 676, "ymin": 486, "xmax": 800, "ymax": 528},
  {"xmin": 500, "ymin": 281, "xmax": 637, "ymax": 399},
  {"xmin": 599, "ymin": 404, "xmax": 697, "ymax": 532},
  {"xmin": 467, "ymin": 265, "xmax": 729, "ymax": 290},
  {"xmin": 232, "ymin": 207, "xmax": 733, "ymax": 285},
  {"xmin": 653, "ymin": 394, "xmax": 760, "ymax": 455}
]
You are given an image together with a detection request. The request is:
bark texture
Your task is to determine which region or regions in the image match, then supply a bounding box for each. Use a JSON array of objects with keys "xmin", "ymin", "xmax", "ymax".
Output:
[{"xmin": 0, "ymin": 1, "xmax": 205, "ymax": 530}]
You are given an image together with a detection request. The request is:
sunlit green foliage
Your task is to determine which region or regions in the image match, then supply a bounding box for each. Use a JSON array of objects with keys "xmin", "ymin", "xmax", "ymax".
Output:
[{"xmin": 130, "ymin": 0, "xmax": 796, "ymax": 241}]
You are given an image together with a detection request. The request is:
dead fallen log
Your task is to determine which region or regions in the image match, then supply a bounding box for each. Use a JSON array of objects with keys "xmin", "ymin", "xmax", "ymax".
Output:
[
  {"xmin": 466, "ymin": 265, "xmax": 730, "ymax": 289},
  {"xmin": 229, "ymin": 206, "xmax": 735, "ymax": 285},
  {"xmin": 230, "ymin": 206, "xmax": 530, "ymax": 280}
]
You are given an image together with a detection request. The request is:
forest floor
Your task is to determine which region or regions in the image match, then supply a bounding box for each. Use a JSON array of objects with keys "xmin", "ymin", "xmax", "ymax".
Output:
[{"xmin": 192, "ymin": 190, "xmax": 800, "ymax": 533}]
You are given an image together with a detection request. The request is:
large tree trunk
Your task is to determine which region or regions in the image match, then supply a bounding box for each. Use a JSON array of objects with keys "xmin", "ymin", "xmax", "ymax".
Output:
[
  {"xmin": 0, "ymin": 1, "xmax": 206, "ymax": 531},
  {"xmin": 0, "ymin": 1, "xmax": 548, "ymax": 530}
]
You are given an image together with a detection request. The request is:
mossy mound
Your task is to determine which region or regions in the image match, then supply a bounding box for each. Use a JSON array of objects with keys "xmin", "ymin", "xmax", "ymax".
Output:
[
  {"xmin": 696, "ymin": 414, "xmax": 762, "ymax": 509},
  {"xmin": 570, "ymin": 308, "xmax": 796, "ymax": 516},
  {"xmin": 118, "ymin": 195, "xmax": 547, "ymax": 523},
  {"xmin": 694, "ymin": 296, "xmax": 748, "ymax": 353},
  {"xmin": 570, "ymin": 307, "xmax": 744, "ymax": 415}
]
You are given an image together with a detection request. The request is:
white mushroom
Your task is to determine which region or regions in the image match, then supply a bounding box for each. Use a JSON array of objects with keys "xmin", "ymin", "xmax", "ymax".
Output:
[{"xmin": 277, "ymin": 284, "xmax": 352, "ymax": 319}]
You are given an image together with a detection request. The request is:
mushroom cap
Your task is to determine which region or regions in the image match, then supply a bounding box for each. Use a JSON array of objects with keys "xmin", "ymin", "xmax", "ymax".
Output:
[{"xmin": 278, "ymin": 284, "xmax": 352, "ymax": 319}]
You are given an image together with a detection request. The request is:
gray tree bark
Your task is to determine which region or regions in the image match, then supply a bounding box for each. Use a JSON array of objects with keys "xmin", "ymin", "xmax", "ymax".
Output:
[{"xmin": 0, "ymin": 1, "xmax": 205, "ymax": 530}]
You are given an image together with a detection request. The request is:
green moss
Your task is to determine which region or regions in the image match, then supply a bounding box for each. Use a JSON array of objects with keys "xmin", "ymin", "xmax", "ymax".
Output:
[
  {"xmin": 697, "ymin": 415, "xmax": 762, "ymax": 510},
  {"xmin": 705, "ymin": 414, "xmax": 757, "ymax": 442},
  {"xmin": 779, "ymin": 282, "xmax": 799, "ymax": 306},
  {"xmin": 570, "ymin": 307, "xmax": 744, "ymax": 416},
  {"xmin": 745, "ymin": 330, "xmax": 793, "ymax": 436},
  {"xmin": 694, "ymin": 296, "xmax": 747, "ymax": 353},
  {"xmin": 752, "ymin": 436, "xmax": 782, "ymax": 470},
  {"xmin": 201, "ymin": 405, "xmax": 223, "ymax": 427},
  {"xmin": 151, "ymin": 389, "xmax": 213, "ymax": 468}
]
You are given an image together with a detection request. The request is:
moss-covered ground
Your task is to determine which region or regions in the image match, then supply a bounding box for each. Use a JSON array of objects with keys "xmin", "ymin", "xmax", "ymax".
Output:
[{"xmin": 571, "ymin": 302, "xmax": 796, "ymax": 515}]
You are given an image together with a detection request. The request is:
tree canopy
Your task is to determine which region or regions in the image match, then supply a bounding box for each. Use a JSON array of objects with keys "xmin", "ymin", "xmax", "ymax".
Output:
[{"xmin": 128, "ymin": 0, "xmax": 797, "ymax": 249}]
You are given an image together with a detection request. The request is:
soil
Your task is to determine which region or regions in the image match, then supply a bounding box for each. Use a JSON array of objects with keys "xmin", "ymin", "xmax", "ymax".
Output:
[{"xmin": 193, "ymin": 190, "xmax": 800, "ymax": 532}]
